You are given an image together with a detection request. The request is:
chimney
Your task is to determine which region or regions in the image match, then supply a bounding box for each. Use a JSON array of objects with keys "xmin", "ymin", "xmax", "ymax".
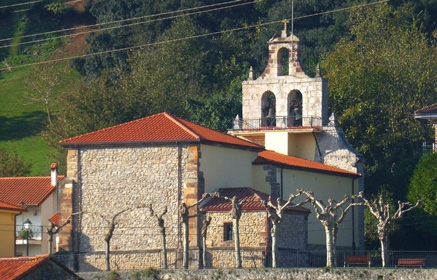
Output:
[{"xmin": 50, "ymin": 163, "xmax": 58, "ymax": 187}]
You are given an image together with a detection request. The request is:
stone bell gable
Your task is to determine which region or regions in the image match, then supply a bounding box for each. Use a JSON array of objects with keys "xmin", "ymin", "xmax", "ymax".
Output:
[{"xmin": 241, "ymin": 24, "xmax": 328, "ymax": 129}]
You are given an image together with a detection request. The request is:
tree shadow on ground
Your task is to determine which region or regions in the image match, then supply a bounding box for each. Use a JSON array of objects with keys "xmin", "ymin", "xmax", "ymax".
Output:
[{"xmin": 0, "ymin": 111, "xmax": 46, "ymax": 141}]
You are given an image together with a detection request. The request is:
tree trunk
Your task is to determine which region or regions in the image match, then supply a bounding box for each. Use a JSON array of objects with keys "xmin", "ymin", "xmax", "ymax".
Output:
[
  {"xmin": 161, "ymin": 230, "xmax": 168, "ymax": 269},
  {"xmin": 182, "ymin": 220, "xmax": 188, "ymax": 269},
  {"xmin": 202, "ymin": 236, "xmax": 207, "ymax": 269},
  {"xmin": 380, "ymin": 235, "xmax": 389, "ymax": 268},
  {"xmin": 271, "ymin": 224, "xmax": 277, "ymax": 268},
  {"xmin": 324, "ymin": 225, "xmax": 334, "ymax": 268},
  {"xmin": 105, "ymin": 240, "xmax": 110, "ymax": 271},
  {"xmin": 234, "ymin": 218, "xmax": 242, "ymax": 268}
]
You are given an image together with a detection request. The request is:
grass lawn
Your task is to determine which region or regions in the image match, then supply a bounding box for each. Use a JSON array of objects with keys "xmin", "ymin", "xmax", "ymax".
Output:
[{"xmin": 0, "ymin": 68, "xmax": 55, "ymax": 176}]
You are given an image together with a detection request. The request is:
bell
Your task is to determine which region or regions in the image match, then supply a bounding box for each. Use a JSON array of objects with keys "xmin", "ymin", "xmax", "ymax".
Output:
[{"xmin": 267, "ymin": 108, "xmax": 275, "ymax": 118}]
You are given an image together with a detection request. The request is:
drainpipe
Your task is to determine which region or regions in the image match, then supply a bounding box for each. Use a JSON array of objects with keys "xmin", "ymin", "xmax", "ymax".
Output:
[
  {"xmin": 280, "ymin": 167, "xmax": 284, "ymax": 200},
  {"xmin": 264, "ymin": 210, "xmax": 270, "ymax": 267},
  {"xmin": 352, "ymin": 177, "xmax": 357, "ymax": 254}
]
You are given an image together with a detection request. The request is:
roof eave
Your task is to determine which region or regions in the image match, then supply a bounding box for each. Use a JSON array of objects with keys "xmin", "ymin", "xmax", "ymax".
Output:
[
  {"xmin": 253, "ymin": 161, "xmax": 361, "ymax": 179},
  {"xmin": 60, "ymin": 139, "xmax": 200, "ymax": 147}
]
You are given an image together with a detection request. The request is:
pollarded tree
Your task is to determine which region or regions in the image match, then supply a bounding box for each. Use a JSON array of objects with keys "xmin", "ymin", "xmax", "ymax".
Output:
[
  {"xmin": 148, "ymin": 204, "xmax": 168, "ymax": 269},
  {"xmin": 179, "ymin": 192, "xmax": 218, "ymax": 269},
  {"xmin": 261, "ymin": 190, "xmax": 308, "ymax": 268},
  {"xmin": 357, "ymin": 192, "xmax": 422, "ymax": 267},
  {"xmin": 99, "ymin": 208, "xmax": 132, "ymax": 271},
  {"xmin": 300, "ymin": 190, "xmax": 362, "ymax": 268}
]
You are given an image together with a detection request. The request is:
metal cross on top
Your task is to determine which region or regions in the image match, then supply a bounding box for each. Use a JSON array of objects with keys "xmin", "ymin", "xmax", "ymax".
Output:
[{"xmin": 282, "ymin": 19, "xmax": 289, "ymax": 32}]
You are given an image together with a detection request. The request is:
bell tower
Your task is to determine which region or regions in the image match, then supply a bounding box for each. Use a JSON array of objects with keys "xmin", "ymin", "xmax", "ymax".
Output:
[{"xmin": 240, "ymin": 22, "xmax": 328, "ymax": 129}]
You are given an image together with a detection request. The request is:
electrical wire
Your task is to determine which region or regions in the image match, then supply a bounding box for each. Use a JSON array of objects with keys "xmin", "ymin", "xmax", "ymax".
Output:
[{"xmin": 0, "ymin": 0, "xmax": 248, "ymax": 45}]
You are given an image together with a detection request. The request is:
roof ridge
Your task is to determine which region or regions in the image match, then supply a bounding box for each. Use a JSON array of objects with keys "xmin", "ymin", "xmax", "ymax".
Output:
[
  {"xmin": 164, "ymin": 112, "xmax": 200, "ymax": 140},
  {"xmin": 59, "ymin": 113, "xmax": 163, "ymax": 144}
]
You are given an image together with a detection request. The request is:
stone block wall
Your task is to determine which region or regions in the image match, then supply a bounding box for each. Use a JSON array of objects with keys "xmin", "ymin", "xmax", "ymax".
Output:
[{"xmin": 58, "ymin": 143, "xmax": 205, "ymax": 270}]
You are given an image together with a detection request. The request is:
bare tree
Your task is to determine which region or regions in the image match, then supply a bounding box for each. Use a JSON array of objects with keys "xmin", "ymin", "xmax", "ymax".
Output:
[
  {"xmin": 24, "ymin": 63, "xmax": 65, "ymax": 125},
  {"xmin": 179, "ymin": 192, "xmax": 218, "ymax": 269},
  {"xmin": 300, "ymin": 189, "xmax": 361, "ymax": 267},
  {"xmin": 149, "ymin": 204, "xmax": 168, "ymax": 269},
  {"xmin": 214, "ymin": 194, "xmax": 248, "ymax": 268},
  {"xmin": 46, "ymin": 212, "xmax": 82, "ymax": 255},
  {"xmin": 261, "ymin": 190, "xmax": 308, "ymax": 268},
  {"xmin": 100, "ymin": 208, "xmax": 132, "ymax": 271},
  {"xmin": 201, "ymin": 215, "xmax": 212, "ymax": 268},
  {"xmin": 357, "ymin": 192, "xmax": 422, "ymax": 267}
]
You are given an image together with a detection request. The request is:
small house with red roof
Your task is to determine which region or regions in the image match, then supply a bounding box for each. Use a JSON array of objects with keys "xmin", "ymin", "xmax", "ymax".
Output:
[
  {"xmin": 415, "ymin": 103, "xmax": 437, "ymax": 151},
  {"xmin": 56, "ymin": 27, "xmax": 364, "ymax": 271},
  {"xmin": 202, "ymin": 187, "xmax": 310, "ymax": 267},
  {"xmin": 0, "ymin": 164, "xmax": 64, "ymax": 257}
]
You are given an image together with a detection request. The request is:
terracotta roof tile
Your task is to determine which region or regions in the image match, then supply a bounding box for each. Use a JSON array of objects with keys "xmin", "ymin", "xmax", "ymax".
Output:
[
  {"xmin": 415, "ymin": 103, "xmax": 437, "ymax": 115},
  {"xmin": 49, "ymin": 213, "xmax": 60, "ymax": 226},
  {"xmin": 0, "ymin": 200, "xmax": 25, "ymax": 211},
  {"xmin": 60, "ymin": 112, "xmax": 263, "ymax": 150},
  {"xmin": 0, "ymin": 255, "xmax": 49, "ymax": 279},
  {"xmin": 253, "ymin": 150, "xmax": 360, "ymax": 178},
  {"xmin": 0, "ymin": 176, "xmax": 63, "ymax": 207},
  {"xmin": 203, "ymin": 187, "xmax": 309, "ymax": 213}
]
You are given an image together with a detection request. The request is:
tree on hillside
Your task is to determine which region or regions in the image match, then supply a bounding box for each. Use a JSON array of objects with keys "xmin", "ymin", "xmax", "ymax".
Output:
[
  {"xmin": 0, "ymin": 148, "xmax": 32, "ymax": 176},
  {"xmin": 300, "ymin": 190, "xmax": 362, "ymax": 268},
  {"xmin": 322, "ymin": 3, "xmax": 437, "ymax": 198},
  {"xmin": 261, "ymin": 190, "xmax": 308, "ymax": 268},
  {"xmin": 357, "ymin": 192, "xmax": 422, "ymax": 267}
]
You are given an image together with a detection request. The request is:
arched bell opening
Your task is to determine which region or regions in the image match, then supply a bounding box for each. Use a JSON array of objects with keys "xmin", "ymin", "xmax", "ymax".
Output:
[
  {"xmin": 288, "ymin": 91, "xmax": 302, "ymax": 127},
  {"xmin": 277, "ymin": 47, "xmax": 289, "ymax": 76},
  {"xmin": 261, "ymin": 91, "xmax": 276, "ymax": 127}
]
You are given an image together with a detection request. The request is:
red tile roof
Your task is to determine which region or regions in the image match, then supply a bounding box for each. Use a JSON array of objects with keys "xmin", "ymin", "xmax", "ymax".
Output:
[
  {"xmin": 0, "ymin": 255, "xmax": 49, "ymax": 279},
  {"xmin": 49, "ymin": 212, "xmax": 60, "ymax": 226},
  {"xmin": 253, "ymin": 150, "xmax": 361, "ymax": 178},
  {"xmin": 0, "ymin": 200, "xmax": 25, "ymax": 212},
  {"xmin": 415, "ymin": 103, "xmax": 437, "ymax": 121},
  {"xmin": 0, "ymin": 255, "xmax": 82, "ymax": 279},
  {"xmin": 203, "ymin": 187, "xmax": 309, "ymax": 213},
  {"xmin": 60, "ymin": 112, "xmax": 263, "ymax": 150},
  {"xmin": 0, "ymin": 176, "xmax": 63, "ymax": 207},
  {"xmin": 415, "ymin": 103, "xmax": 437, "ymax": 115}
]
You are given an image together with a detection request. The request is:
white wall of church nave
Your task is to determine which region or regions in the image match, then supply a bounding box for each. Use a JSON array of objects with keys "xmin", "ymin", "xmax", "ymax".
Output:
[{"xmin": 199, "ymin": 145, "xmax": 257, "ymax": 193}]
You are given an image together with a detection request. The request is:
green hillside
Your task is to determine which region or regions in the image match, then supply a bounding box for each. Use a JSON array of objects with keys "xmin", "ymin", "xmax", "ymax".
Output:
[{"xmin": 0, "ymin": 68, "xmax": 54, "ymax": 176}]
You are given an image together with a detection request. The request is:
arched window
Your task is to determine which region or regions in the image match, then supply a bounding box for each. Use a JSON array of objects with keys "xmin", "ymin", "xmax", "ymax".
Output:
[
  {"xmin": 278, "ymin": 48, "xmax": 289, "ymax": 76},
  {"xmin": 261, "ymin": 91, "xmax": 276, "ymax": 127},
  {"xmin": 288, "ymin": 91, "xmax": 302, "ymax": 127}
]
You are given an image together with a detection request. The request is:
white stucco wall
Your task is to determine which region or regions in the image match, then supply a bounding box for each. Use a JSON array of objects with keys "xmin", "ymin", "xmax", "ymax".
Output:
[
  {"xmin": 199, "ymin": 145, "xmax": 258, "ymax": 192},
  {"xmin": 252, "ymin": 165, "xmax": 360, "ymax": 249},
  {"xmin": 264, "ymin": 131, "xmax": 316, "ymax": 160}
]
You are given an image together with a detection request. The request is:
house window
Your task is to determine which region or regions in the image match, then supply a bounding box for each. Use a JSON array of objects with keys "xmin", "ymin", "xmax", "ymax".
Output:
[{"xmin": 224, "ymin": 223, "xmax": 233, "ymax": 241}]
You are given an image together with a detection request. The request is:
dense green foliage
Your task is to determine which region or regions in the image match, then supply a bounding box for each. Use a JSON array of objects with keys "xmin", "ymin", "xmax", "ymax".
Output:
[
  {"xmin": 322, "ymin": 3, "xmax": 437, "ymax": 199},
  {"xmin": 0, "ymin": 148, "xmax": 32, "ymax": 176}
]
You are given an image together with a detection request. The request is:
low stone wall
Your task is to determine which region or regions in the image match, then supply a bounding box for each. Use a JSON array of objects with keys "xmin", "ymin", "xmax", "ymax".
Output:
[{"xmin": 77, "ymin": 268, "xmax": 437, "ymax": 280}]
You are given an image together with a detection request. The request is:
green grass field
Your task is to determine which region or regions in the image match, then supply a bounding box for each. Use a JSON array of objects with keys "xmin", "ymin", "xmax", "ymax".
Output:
[{"xmin": 0, "ymin": 69, "xmax": 55, "ymax": 176}]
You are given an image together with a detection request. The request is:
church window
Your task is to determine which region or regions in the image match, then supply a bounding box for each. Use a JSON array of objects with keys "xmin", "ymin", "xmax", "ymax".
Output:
[{"xmin": 224, "ymin": 223, "xmax": 233, "ymax": 241}]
